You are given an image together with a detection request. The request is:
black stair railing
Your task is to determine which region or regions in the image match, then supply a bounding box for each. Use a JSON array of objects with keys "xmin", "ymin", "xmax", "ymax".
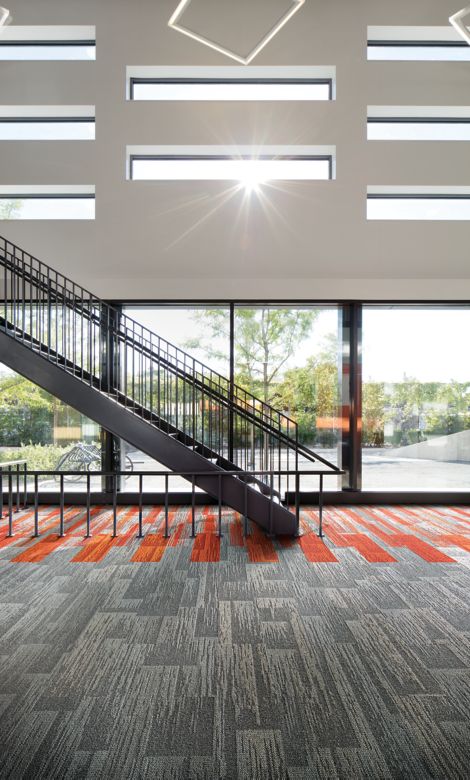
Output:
[{"xmin": 0, "ymin": 235, "xmax": 342, "ymax": 497}]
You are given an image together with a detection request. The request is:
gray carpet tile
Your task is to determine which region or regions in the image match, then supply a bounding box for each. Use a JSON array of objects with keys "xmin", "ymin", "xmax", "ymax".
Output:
[{"xmin": 0, "ymin": 515, "xmax": 469, "ymax": 779}]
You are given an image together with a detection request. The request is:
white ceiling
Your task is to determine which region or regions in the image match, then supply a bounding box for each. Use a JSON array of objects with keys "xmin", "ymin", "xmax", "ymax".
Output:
[{"xmin": 0, "ymin": 0, "xmax": 469, "ymax": 300}]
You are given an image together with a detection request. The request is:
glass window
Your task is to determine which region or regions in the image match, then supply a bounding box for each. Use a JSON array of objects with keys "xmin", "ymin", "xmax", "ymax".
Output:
[
  {"xmin": 367, "ymin": 195, "xmax": 470, "ymax": 220},
  {"xmin": 120, "ymin": 306, "xmax": 230, "ymax": 493},
  {"xmin": 0, "ymin": 43, "xmax": 95, "ymax": 60},
  {"xmin": 0, "ymin": 119, "xmax": 95, "ymax": 140},
  {"xmin": 131, "ymin": 79, "xmax": 332, "ymax": 101},
  {"xmin": 367, "ymin": 44, "xmax": 470, "ymax": 61},
  {"xmin": 368, "ymin": 119, "xmax": 470, "ymax": 141},
  {"xmin": 233, "ymin": 306, "xmax": 342, "ymax": 491},
  {"xmin": 362, "ymin": 306, "xmax": 470, "ymax": 491},
  {"xmin": 0, "ymin": 364, "xmax": 101, "ymax": 492},
  {"xmin": 131, "ymin": 155, "xmax": 332, "ymax": 182},
  {"xmin": 0, "ymin": 196, "xmax": 95, "ymax": 220}
]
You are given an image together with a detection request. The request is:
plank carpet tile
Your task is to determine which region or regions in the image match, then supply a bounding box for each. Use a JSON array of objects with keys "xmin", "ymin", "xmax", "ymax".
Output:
[{"xmin": 0, "ymin": 504, "xmax": 468, "ymax": 778}]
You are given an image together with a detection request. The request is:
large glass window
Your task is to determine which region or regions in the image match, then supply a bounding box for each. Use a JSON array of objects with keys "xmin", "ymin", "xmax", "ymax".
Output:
[
  {"xmin": 120, "ymin": 306, "xmax": 230, "ymax": 493},
  {"xmin": 362, "ymin": 307, "xmax": 470, "ymax": 491},
  {"xmin": 233, "ymin": 306, "xmax": 342, "ymax": 490},
  {"xmin": 0, "ymin": 364, "xmax": 100, "ymax": 492}
]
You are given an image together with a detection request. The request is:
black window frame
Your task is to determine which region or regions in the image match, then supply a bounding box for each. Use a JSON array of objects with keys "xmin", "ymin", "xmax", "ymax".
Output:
[
  {"xmin": 129, "ymin": 154, "xmax": 334, "ymax": 182},
  {"xmin": 129, "ymin": 76, "xmax": 334, "ymax": 101}
]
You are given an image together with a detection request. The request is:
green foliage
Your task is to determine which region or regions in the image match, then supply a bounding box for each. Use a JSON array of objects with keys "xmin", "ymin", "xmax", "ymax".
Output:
[
  {"xmin": 0, "ymin": 443, "xmax": 74, "ymax": 472},
  {"xmin": 0, "ymin": 199, "xmax": 21, "ymax": 219},
  {"xmin": 188, "ymin": 307, "xmax": 319, "ymax": 403},
  {"xmin": 277, "ymin": 358, "xmax": 339, "ymax": 445},
  {"xmin": 0, "ymin": 373, "xmax": 55, "ymax": 445}
]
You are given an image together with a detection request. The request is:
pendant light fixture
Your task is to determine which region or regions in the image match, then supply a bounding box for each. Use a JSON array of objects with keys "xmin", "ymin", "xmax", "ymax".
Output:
[
  {"xmin": 168, "ymin": 0, "xmax": 305, "ymax": 65},
  {"xmin": 449, "ymin": 6, "xmax": 470, "ymax": 45}
]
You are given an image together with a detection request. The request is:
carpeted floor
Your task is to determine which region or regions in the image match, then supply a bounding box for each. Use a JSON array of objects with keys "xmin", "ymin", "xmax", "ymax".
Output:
[{"xmin": 0, "ymin": 504, "xmax": 469, "ymax": 779}]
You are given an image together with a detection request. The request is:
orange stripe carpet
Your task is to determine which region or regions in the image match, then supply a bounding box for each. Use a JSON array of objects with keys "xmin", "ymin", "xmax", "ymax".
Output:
[{"xmin": 0, "ymin": 504, "xmax": 468, "ymax": 565}]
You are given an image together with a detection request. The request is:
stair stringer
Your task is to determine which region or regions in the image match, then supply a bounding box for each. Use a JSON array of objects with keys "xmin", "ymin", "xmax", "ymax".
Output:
[{"xmin": 0, "ymin": 331, "xmax": 297, "ymax": 535}]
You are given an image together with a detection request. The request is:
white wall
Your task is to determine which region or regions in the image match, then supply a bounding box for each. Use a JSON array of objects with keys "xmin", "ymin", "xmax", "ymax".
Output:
[{"xmin": 0, "ymin": 0, "xmax": 469, "ymax": 300}]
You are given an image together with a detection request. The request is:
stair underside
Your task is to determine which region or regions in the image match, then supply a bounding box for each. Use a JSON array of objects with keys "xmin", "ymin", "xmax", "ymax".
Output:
[{"xmin": 0, "ymin": 330, "xmax": 297, "ymax": 535}]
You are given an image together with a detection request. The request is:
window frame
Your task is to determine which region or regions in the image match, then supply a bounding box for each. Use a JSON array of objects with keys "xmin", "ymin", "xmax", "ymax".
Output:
[
  {"xmin": 129, "ymin": 76, "xmax": 334, "ymax": 101},
  {"xmin": 129, "ymin": 153, "xmax": 334, "ymax": 182}
]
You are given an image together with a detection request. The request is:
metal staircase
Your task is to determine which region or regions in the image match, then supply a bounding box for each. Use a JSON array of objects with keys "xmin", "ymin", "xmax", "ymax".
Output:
[{"xmin": 0, "ymin": 235, "xmax": 341, "ymax": 535}]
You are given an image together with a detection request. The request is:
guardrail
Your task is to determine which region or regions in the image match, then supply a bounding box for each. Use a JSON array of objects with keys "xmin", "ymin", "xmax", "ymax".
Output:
[
  {"xmin": 0, "ymin": 460, "xmax": 28, "ymax": 517},
  {"xmin": 0, "ymin": 467, "xmax": 340, "ymax": 540}
]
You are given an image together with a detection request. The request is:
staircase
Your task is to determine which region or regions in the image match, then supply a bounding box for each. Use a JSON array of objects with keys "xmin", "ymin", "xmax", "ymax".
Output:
[{"xmin": 0, "ymin": 235, "xmax": 341, "ymax": 535}]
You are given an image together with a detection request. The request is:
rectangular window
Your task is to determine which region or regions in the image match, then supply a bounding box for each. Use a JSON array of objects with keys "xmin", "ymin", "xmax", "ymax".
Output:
[
  {"xmin": 368, "ymin": 118, "xmax": 470, "ymax": 141},
  {"xmin": 367, "ymin": 26, "xmax": 470, "ymax": 61},
  {"xmin": 0, "ymin": 109, "xmax": 95, "ymax": 140},
  {"xmin": 121, "ymin": 306, "xmax": 230, "ymax": 494},
  {"xmin": 0, "ymin": 188, "xmax": 95, "ymax": 220},
  {"xmin": 234, "ymin": 305, "xmax": 342, "ymax": 492},
  {"xmin": 367, "ymin": 193, "xmax": 470, "ymax": 221},
  {"xmin": 127, "ymin": 66, "xmax": 335, "ymax": 101},
  {"xmin": 362, "ymin": 306, "xmax": 470, "ymax": 491},
  {"xmin": 0, "ymin": 26, "xmax": 95, "ymax": 60},
  {"xmin": 129, "ymin": 147, "xmax": 334, "ymax": 182}
]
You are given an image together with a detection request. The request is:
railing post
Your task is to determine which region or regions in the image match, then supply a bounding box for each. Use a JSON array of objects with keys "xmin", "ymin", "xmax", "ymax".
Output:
[
  {"xmin": 85, "ymin": 473, "xmax": 91, "ymax": 538},
  {"xmin": 15, "ymin": 463, "xmax": 20, "ymax": 512},
  {"xmin": 191, "ymin": 475, "xmax": 196, "ymax": 538},
  {"xmin": 137, "ymin": 474, "xmax": 143, "ymax": 538},
  {"xmin": 23, "ymin": 462, "xmax": 27, "ymax": 509},
  {"xmin": 58, "ymin": 474, "xmax": 65, "ymax": 537},
  {"xmin": 318, "ymin": 474, "xmax": 324, "ymax": 538},
  {"xmin": 112, "ymin": 474, "xmax": 118, "ymax": 537},
  {"xmin": 7, "ymin": 469, "xmax": 13, "ymax": 537},
  {"xmin": 295, "ymin": 472, "xmax": 300, "ymax": 538},
  {"xmin": 0, "ymin": 468, "xmax": 3, "ymax": 520},
  {"xmin": 164, "ymin": 474, "xmax": 170, "ymax": 538},
  {"xmin": 33, "ymin": 475, "xmax": 39, "ymax": 537},
  {"xmin": 217, "ymin": 474, "xmax": 223, "ymax": 538},
  {"xmin": 243, "ymin": 479, "xmax": 249, "ymax": 537}
]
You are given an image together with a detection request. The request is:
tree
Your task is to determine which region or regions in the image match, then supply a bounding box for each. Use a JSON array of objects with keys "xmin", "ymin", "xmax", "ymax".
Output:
[
  {"xmin": 362, "ymin": 382, "xmax": 386, "ymax": 446},
  {"xmin": 277, "ymin": 356, "xmax": 339, "ymax": 445},
  {"xmin": 0, "ymin": 373, "xmax": 54, "ymax": 445},
  {"xmin": 186, "ymin": 307, "xmax": 318, "ymax": 403},
  {"xmin": 0, "ymin": 200, "xmax": 21, "ymax": 219}
]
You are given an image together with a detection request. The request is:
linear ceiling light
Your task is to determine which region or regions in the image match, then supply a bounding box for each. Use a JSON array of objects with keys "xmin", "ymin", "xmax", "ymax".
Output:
[
  {"xmin": 449, "ymin": 6, "xmax": 470, "ymax": 44},
  {"xmin": 0, "ymin": 7, "xmax": 10, "ymax": 27},
  {"xmin": 168, "ymin": 0, "xmax": 305, "ymax": 65}
]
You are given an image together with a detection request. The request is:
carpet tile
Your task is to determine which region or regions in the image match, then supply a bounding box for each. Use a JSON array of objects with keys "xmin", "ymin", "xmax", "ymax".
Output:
[{"xmin": 0, "ymin": 504, "xmax": 468, "ymax": 778}]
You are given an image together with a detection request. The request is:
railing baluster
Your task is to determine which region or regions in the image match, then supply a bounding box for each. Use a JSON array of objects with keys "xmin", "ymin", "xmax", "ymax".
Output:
[
  {"xmin": 33, "ymin": 475, "xmax": 39, "ymax": 537},
  {"xmin": 137, "ymin": 474, "xmax": 143, "ymax": 538},
  {"xmin": 86, "ymin": 473, "xmax": 91, "ymax": 537},
  {"xmin": 59, "ymin": 475, "xmax": 65, "ymax": 537}
]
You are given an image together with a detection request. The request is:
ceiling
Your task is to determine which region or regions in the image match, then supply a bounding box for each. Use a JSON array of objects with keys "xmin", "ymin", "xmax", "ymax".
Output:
[{"xmin": 0, "ymin": 0, "xmax": 468, "ymax": 300}]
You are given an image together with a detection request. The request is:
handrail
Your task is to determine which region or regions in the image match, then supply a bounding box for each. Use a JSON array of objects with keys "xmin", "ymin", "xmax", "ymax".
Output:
[
  {"xmin": 1, "ymin": 313, "xmax": 338, "ymax": 470},
  {"xmin": 0, "ymin": 234, "xmax": 341, "ymax": 490},
  {"xmin": 0, "ymin": 238, "xmax": 296, "ymax": 429},
  {"xmin": 1, "ymin": 466, "xmax": 343, "ymax": 538}
]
